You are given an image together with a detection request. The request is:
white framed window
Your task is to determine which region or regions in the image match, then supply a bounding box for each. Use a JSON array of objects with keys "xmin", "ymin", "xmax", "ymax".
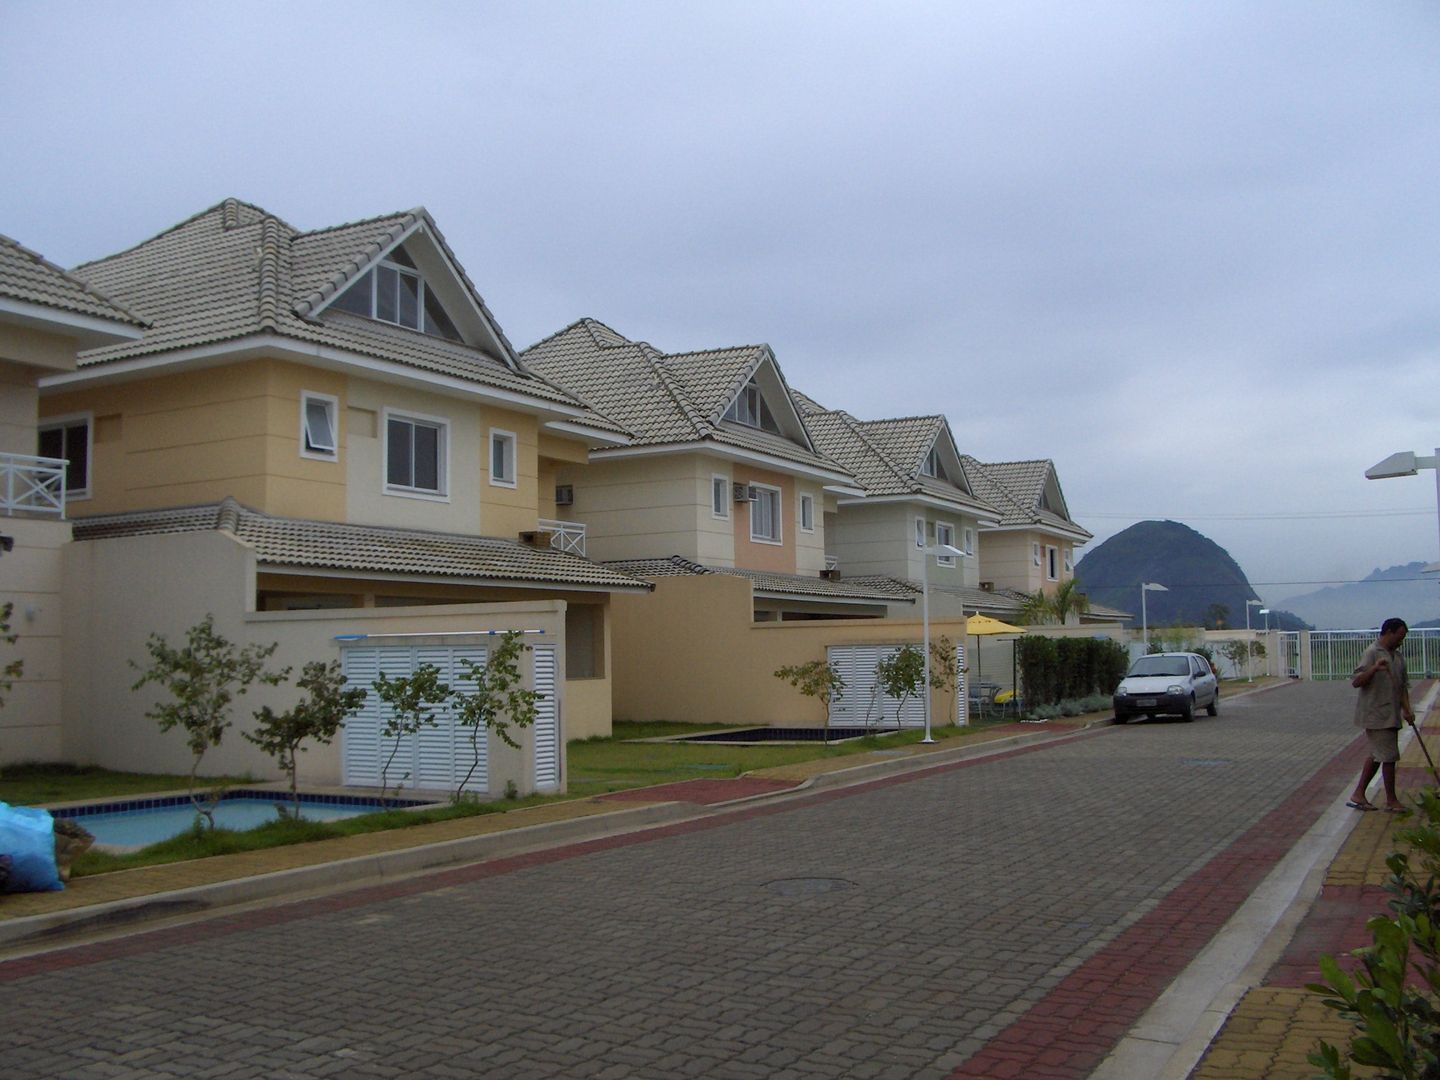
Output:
[
  {"xmin": 383, "ymin": 409, "xmax": 448, "ymax": 497},
  {"xmin": 921, "ymin": 447, "xmax": 943, "ymax": 479},
  {"xmin": 300, "ymin": 391, "xmax": 338, "ymax": 460},
  {"xmin": 1032, "ymin": 542, "xmax": 1042, "ymax": 567},
  {"xmin": 1046, "ymin": 545, "xmax": 1059, "ymax": 581},
  {"xmin": 799, "ymin": 492, "xmax": 815, "ymax": 532},
  {"xmin": 489, "ymin": 429, "xmax": 517, "ymax": 487},
  {"xmin": 1063, "ymin": 545, "xmax": 1073, "ymax": 573},
  {"xmin": 750, "ymin": 484, "xmax": 782, "ymax": 544},
  {"xmin": 37, "ymin": 412, "xmax": 93, "ymax": 499},
  {"xmin": 712, "ymin": 475, "xmax": 730, "ymax": 519},
  {"xmin": 723, "ymin": 379, "xmax": 778, "ymax": 432},
  {"xmin": 964, "ymin": 527, "xmax": 975, "ymax": 556},
  {"xmin": 330, "ymin": 248, "xmax": 461, "ymax": 340},
  {"xmin": 915, "ymin": 517, "xmax": 927, "ymax": 550},
  {"xmin": 935, "ymin": 522, "xmax": 955, "ymax": 565}
]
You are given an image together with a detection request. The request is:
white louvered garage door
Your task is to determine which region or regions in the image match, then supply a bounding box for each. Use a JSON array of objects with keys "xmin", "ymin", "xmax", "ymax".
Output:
[
  {"xmin": 825, "ymin": 643, "xmax": 927, "ymax": 728},
  {"xmin": 532, "ymin": 645, "xmax": 560, "ymax": 792},
  {"xmin": 341, "ymin": 644, "xmax": 490, "ymax": 794}
]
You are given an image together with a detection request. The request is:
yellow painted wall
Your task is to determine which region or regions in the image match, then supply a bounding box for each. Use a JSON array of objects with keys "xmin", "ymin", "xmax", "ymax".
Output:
[
  {"xmin": 0, "ymin": 517, "xmax": 72, "ymax": 763},
  {"xmin": 0, "ymin": 325, "xmax": 78, "ymax": 374},
  {"xmin": 557, "ymin": 453, "xmax": 727, "ymax": 564},
  {"xmin": 610, "ymin": 575, "xmax": 967, "ymax": 727},
  {"xmin": 731, "ymin": 464, "xmax": 795, "ymax": 574},
  {"xmin": 0, "ymin": 363, "xmax": 41, "ymax": 456}
]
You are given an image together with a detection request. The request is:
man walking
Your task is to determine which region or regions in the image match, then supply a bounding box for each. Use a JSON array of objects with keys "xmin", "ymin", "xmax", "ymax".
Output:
[{"xmin": 1347, "ymin": 617, "xmax": 1413, "ymax": 812}]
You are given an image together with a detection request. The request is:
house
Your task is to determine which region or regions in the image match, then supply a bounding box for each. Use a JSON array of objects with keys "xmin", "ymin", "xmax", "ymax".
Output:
[
  {"xmin": 22, "ymin": 199, "xmax": 655, "ymax": 792},
  {"xmin": 1, "ymin": 233, "xmax": 146, "ymax": 762},
  {"xmin": 959, "ymin": 456, "xmax": 1099, "ymax": 615},
  {"xmin": 521, "ymin": 318, "xmax": 914, "ymax": 620},
  {"xmin": 793, "ymin": 392, "xmax": 1016, "ymax": 620}
]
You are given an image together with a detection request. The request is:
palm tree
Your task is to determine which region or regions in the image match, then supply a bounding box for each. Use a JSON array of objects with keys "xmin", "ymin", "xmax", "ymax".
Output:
[
  {"xmin": 1049, "ymin": 579, "xmax": 1090, "ymax": 625},
  {"xmin": 1017, "ymin": 591, "xmax": 1053, "ymax": 625}
]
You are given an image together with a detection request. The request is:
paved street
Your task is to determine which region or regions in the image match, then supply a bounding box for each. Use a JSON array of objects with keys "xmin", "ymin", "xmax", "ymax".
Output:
[{"xmin": 2, "ymin": 681, "xmax": 1364, "ymax": 1079}]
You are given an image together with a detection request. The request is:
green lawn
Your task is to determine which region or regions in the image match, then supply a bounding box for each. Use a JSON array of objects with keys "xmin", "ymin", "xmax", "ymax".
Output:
[{"xmin": 3, "ymin": 719, "xmax": 1008, "ymax": 877}]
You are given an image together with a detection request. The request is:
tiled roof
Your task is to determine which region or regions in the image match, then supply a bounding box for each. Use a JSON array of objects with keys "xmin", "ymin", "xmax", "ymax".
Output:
[
  {"xmin": 604, "ymin": 556, "xmax": 915, "ymax": 604},
  {"xmin": 802, "ymin": 406, "xmax": 997, "ymax": 517},
  {"xmin": 64, "ymin": 200, "xmax": 618, "ymax": 427},
  {"xmin": 71, "ymin": 498, "xmax": 653, "ymax": 592},
  {"xmin": 522, "ymin": 319, "xmax": 849, "ymax": 476},
  {"xmin": 960, "ymin": 457, "xmax": 1092, "ymax": 539},
  {"xmin": 789, "ymin": 388, "xmax": 828, "ymax": 416},
  {"xmin": 0, "ymin": 233, "xmax": 145, "ymax": 327}
]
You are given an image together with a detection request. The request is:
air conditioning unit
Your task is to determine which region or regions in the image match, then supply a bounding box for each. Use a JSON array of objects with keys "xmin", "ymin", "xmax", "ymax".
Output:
[
  {"xmin": 555, "ymin": 484, "xmax": 574, "ymax": 507},
  {"xmin": 733, "ymin": 483, "xmax": 756, "ymax": 503}
]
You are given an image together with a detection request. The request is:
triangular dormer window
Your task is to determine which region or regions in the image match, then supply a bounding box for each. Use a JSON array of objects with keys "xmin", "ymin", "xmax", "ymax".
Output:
[
  {"xmin": 330, "ymin": 246, "xmax": 462, "ymax": 341},
  {"xmin": 921, "ymin": 446, "xmax": 946, "ymax": 481},
  {"xmin": 724, "ymin": 378, "xmax": 779, "ymax": 433},
  {"xmin": 1039, "ymin": 488, "xmax": 1054, "ymax": 513}
]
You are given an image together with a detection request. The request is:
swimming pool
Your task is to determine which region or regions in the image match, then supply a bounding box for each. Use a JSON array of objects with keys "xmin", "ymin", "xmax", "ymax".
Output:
[{"xmin": 52, "ymin": 791, "xmax": 434, "ymax": 848}]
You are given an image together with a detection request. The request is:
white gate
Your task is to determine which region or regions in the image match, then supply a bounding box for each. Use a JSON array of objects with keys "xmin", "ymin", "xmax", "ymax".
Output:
[
  {"xmin": 340, "ymin": 643, "xmax": 490, "ymax": 793},
  {"xmin": 825, "ymin": 643, "xmax": 927, "ymax": 728},
  {"xmin": 532, "ymin": 645, "xmax": 560, "ymax": 792}
]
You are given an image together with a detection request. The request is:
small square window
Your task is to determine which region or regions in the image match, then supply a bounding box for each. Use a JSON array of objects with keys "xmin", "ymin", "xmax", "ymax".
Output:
[
  {"xmin": 916, "ymin": 518, "xmax": 927, "ymax": 549},
  {"xmin": 301, "ymin": 392, "xmax": 338, "ymax": 459},
  {"xmin": 490, "ymin": 429, "xmax": 517, "ymax": 487},
  {"xmin": 799, "ymin": 493, "xmax": 815, "ymax": 532},
  {"xmin": 712, "ymin": 476, "xmax": 730, "ymax": 519},
  {"xmin": 1046, "ymin": 545, "xmax": 1059, "ymax": 581},
  {"xmin": 935, "ymin": 522, "xmax": 955, "ymax": 565},
  {"xmin": 37, "ymin": 415, "xmax": 92, "ymax": 498},
  {"xmin": 964, "ymin": 527, "xmax": 975, "ymax": 556},
  {"xmin": 1032, "ymin": 542, "xmax": 1042, "ymax": 567},
  {"xmin": 385, "ymin": 411, "xmax": 447, "ymax": 496}
]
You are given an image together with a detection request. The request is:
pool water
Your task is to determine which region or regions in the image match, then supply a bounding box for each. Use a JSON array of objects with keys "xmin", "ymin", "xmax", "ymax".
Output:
[{"xmin": 55, "ymin": 791, "xmax": 430, "ymax": 847}]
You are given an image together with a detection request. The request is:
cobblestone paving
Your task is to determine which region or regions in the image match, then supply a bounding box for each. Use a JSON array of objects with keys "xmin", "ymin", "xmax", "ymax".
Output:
[{"xmin": 1, "ymin": 682, "xmax": 1361, "ymax": 1079}]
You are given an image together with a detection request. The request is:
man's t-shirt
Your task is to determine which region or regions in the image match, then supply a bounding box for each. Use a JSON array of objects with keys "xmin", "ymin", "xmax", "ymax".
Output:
[{"xmin": 1353, "ymin": 643, "xmax": 1409, "ymax": 730}]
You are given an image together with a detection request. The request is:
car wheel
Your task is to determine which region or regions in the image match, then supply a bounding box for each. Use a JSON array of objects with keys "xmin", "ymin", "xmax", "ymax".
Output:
[
  {"xmin": 1207, "ymin": 691, "xmax": 1218, "ymax": 717},
  {"xmin": 1113, "ymin": 714, "xmax": 1128, "ymax": 725},
  {"xmin": 1180, "ymin": 695, "xmax": 1194, "ymax": 722}
]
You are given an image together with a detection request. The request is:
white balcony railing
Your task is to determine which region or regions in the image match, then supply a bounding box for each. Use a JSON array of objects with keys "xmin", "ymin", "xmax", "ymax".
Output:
[
  {"xmin": 0, "ymin": 453, "xmax": 66, "ymax": 517},
  {"xmin": 538, "ymin": 518, "xmax": 586, "ymax": 557}
]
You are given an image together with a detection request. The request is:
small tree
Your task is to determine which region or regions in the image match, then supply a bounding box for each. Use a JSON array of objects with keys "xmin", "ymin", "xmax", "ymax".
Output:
[
  {"xmin": 1017, "ymin": 591, "xmax": 1053, "ymax": 626},
  {"xmin": 370, "ymin": 663, "xmax": 449, "ymax": 804},
  {"xmin": 131, "ymin": 615, "xmax": 288, "ymax": 827},
  {"xmin": 452, "ymin": 631, "xmax": 543, "ymax": 799},
  {"xmin": 0, "ymin": 601, "xmax": 21, "ymax": 712},
  {"xmin": 1050, "ymin": 580, "xmax": 1090, "ymax": 625},
  {"xmin": 775, "ymin": 659, "xmax": 846, "ymax": 741},
  {"xmin": 875, "ymin": 644, "xmax": 926, "ymax": 730},
  {"xmin": 1205, "ymin": 603, "xmax": 1230, "ymax": 630},
  {"xmin": 245, "ymin": 660, "xmax": 367, "ymax": 819}
]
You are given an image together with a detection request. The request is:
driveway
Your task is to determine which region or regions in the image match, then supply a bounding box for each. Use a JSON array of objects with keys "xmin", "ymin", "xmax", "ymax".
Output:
[{"xmin": 1, "ymin": 681, "xmax": 1364, "ymax": 1079}]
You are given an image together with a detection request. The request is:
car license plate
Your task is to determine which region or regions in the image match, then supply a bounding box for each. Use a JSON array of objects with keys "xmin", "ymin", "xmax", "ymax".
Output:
[{"xmin": 1137, "ymin": 698, "xmax": 1157, "ymax": 707}]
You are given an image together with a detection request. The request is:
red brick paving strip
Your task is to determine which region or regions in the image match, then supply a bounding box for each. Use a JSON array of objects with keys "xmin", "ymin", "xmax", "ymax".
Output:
[
  {"xmin": 946, "ymin": 730, "xmax": 1368, "ymax": 1079},
  {"xmin": 1264, "ymin": 883, "xmax": 1390, "ymax": 989}
]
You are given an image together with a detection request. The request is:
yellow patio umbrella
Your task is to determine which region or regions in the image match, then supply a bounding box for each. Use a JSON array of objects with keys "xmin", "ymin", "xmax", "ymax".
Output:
[{"xmin": 964, "ymin": 614, "xmax": 1026, "ymax": 714}]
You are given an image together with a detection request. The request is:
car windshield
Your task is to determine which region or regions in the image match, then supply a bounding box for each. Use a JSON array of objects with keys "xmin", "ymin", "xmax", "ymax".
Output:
[{"xmin": 1128, "ymin": 656, "xmax": 1190, "ymax": 677}]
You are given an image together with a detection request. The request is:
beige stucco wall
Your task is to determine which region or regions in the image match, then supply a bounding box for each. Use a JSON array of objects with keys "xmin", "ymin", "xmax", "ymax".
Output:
[
  {"xmin": 0, "ymin": 364, "xmax": 41, "ymax": 456},
  {"xmin": 0, "ymin": 325, "xmax": 79, "ymax": 375},
  {"xmin": 976, "ymin": 529, "xmax": 1079, "ymax": 595},
  {"xmin": 829, "ymin": 501, "xmax": 981, "ymax": 588},
  {"xmin": 0, "ymin": 517, "xmax": 72, "ymax": 763},
  {"xmin": 40, "ymin": 357, "xmax": 580, "ymax": 542},
  {"xmin": 610, "ymin": 575, "xmax": 971, "ymax": 727},
  {"xmin": 60, "ymin": 530, "xmax": 574, "ymax": 796}
]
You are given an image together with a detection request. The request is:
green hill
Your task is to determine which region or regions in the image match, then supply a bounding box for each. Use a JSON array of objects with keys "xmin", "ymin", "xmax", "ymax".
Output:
[{"xmin": 1074, "ymin": 520, "xmax": 1308, "ymax": 630}]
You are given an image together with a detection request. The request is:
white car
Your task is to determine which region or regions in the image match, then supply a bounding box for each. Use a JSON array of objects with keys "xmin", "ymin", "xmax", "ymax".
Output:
[{"xmin": 1112, "ymin": 652, "xmax": 1219, "ymax": 723}]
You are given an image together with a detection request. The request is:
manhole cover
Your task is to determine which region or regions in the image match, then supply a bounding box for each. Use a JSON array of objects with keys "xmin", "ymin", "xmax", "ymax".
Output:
[
  {"xmin": 1182, "ymin": 758, "xmax": 1233, "ymax": 767},
  {"xmin": 764, "ymin": 877, "xmax": 856, "ymax": 897}
]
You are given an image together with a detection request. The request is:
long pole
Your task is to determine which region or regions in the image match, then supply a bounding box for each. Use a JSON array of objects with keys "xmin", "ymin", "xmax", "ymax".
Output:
[
  {"xmin": 1141, "ymin": 585, "xmax": 1149, "ymax": 651},
  {"xmin": 921, "ymin": 551, "xmax": 933, "ymax": 744}
]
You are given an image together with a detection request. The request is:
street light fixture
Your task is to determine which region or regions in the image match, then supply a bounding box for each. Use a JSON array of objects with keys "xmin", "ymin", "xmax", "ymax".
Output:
[
  {"xmin": 920, "ymin": 543, "xmax": 967, "ymax": 744},
  {"xmin": 1245, "ymin": 599, "xmax": 1264, "ymax": 682},
  {"xmin": 1365, "ymin": 447, "xmax": 1440, "ymax": 575},
  {"xmin": 1140, "ymin": 582, "xmax": 1168, "ymax": 651}
]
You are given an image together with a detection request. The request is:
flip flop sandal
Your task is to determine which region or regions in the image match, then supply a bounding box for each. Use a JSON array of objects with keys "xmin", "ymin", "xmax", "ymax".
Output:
[{"xmin": 1346, "ymin": 800, "xmax": 1377, "ymax": 811}]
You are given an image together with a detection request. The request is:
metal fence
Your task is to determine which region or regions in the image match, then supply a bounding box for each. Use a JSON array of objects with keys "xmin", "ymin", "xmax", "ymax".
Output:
[{"xmin": 1304, "ymin": 628, "xmax": 1440, "ymax": 681}]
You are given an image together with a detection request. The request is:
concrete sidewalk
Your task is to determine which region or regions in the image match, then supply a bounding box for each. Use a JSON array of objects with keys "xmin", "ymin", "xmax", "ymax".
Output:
[
  {"xmin": 0, "ymin": 712, "xmax": 1101, "ymax": 953},
  {"xmin": 1178, "ymin": 694, "xmax": 1439, "ymax": 1079}
]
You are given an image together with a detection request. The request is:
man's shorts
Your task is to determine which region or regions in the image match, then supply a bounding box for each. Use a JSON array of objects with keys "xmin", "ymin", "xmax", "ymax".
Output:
[{"xmin": 1366, "ymin": 727, "xmax": 1401, "ymax": 763}]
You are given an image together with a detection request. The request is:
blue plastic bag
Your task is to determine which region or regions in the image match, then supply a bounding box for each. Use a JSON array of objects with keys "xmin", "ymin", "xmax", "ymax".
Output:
[{"xmin": 0, "ymin": 802, "xmax": 63, "ymax": 893}]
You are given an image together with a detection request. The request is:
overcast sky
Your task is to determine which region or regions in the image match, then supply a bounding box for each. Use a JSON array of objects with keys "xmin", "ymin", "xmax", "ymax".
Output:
[{"xmin": 4, "ymin": 1, "xmax": 1437, "ymax": 610}]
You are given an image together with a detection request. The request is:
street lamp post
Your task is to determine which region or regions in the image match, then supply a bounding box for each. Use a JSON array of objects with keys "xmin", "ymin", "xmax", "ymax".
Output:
[
  {"xmin": 1140, "ymin": 582, "xmax": 1168, "ymax": 651},
  {"xmin": 1365, "ymin": 447, "xmax": 1440, "ymax": 574},
  {"xmin": 1245, "ymin": 599, "xmax": 1263, "ymax": 682},
  {"xmin": 920, "ymin": 543, "xmax": 967, "ymax": 744}
]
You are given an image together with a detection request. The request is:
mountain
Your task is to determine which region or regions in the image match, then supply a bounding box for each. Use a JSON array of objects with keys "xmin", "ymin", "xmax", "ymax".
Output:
[
  {"xmin": 1277, "ymin": 563, "xmax": 1440, "ymax": 630},
  {"xmin": 1074, "ymin": 520, "xmax": 1308, "ymax": 630}
]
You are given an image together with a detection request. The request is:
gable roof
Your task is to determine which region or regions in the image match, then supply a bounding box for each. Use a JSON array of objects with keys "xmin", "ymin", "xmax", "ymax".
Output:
[
  {"xmin": 960, "ymin": 457, "xmax": 1092, "ymax": 541},
  {"xmin": 801, "ymin": 404, "xmax": 997, "ymax": 519},
  {"xmin": 57, "ymin": 200, "xmax": 622, "ymax": 434},
  {"xmin": 70, "ymin": 498, "xmax": 652, "ymax": 593},
  {"xmin": 521, "ymin": 319, "xmax": 855, "ymax": 482},
  {"xmin": 0, "ymin": 233, "xmax": 146, "ymax": 346}
]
